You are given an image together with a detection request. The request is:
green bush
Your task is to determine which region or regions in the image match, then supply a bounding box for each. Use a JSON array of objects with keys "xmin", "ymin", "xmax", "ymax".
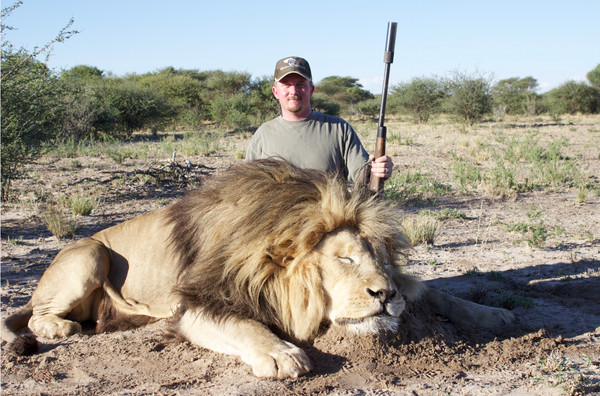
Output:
[
  {"xmin": 492, "ymin": 76, "xmax": 539, "ymax": 115},
  {"xmin": 587, "ymin": 64, "xmax": 600, "ymax": 89},
  {"xmin": 356, "ymin": 98, "xmax": 380, "ymax": 119},
  {"xmin": 390, "ymin": 77, "xmax": 445, "ymax": 123},
  {"xmin": 1, "ymin": 52, "xmax": 68, "ymax": 200},
  {"xmin": 311, "ymin": 93, "xmax": 341, "ymax": 116},
  {"xmin": 210, "ymin": 93, "xmax": 254, "ymax": 130},
  {"xmin": 136, "ymin": 68, "xmax": 207, "ymax": 128},
  {"xmin": 1, "ymin": 2, "xmax": 78, "ymax": 200},
  {"xmin": 316, "ymin": 76, "xmax": 373, "ymax": 116},
  {"xmin": 59, "ymin": 83, "xmax": 104, "ymax": 140},
  {"xmin": 541, "ymin": 81, "xmax": 597, "ymax": 115},
  {"xmin": 444, "ymin": 71, "xmax": 493, "ymax": 125},
  {"xmin": 92, "ymin": 79, "xmax": 174, "ymax": 136}
]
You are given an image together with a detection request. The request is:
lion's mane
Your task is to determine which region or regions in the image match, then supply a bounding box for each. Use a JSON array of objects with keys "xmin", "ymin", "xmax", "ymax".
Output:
[{"xmin": 166, "ymin": 159, "xmax": 409, "ymax": 341}]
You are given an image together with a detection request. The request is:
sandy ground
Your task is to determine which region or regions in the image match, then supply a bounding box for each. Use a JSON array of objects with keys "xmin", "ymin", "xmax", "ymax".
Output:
[{"xmin": 2, "ymin": 116, "xmax": 600, "ymax": 395}]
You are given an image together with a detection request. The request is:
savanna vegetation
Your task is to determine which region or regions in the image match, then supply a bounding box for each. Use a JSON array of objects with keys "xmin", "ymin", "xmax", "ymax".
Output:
[{"xmin": 2, "ymin": 2, "xmax": 599, "ymax": 201}]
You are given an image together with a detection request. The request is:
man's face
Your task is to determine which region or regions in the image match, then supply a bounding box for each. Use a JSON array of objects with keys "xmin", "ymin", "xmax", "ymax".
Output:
[{"xmin": 272, "ymin": 74, "xmax": 314, "ymax": 120}]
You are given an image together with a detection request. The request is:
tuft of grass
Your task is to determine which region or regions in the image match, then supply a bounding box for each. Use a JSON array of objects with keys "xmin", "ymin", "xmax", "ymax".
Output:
[
  {"xmin": 388, "ymin": 132, "xmax": 413, "ymax": 146},
  {"xmin": 486, "ymin": 271, "xmax": 503, "ymax": 281},
  {"xmin": 468, "ymin": 281, "xmax": 535, "ymax": 310},
  {"xmin": 505, "ymin": 207, "xmax": 549, "ymax": 248},
  {"xmin": 65, "ymin": 194, "xmax": 99, "ymax": 216},
  {"xmin": 40, "ymin": 205, "xmax": 78, "ymax": 239},
  {"xmin": 419, "ymin": 208, "xmax": 467, "ymax": 221},
  {"xmin": 401, "ymin": 214, "xmax": 439, "ymax": 246},
  {"xmin": 385, "ymin": 171, "xmax": 450, "ymax": 204},
  {"xmin": 494, "ymin": 292, "xmax": 535, "ymax": 309},
  {"xmin": 451, "ymin": 157, "xmax": 482, "ymax": 192},
  {"xmin": 577, "ymin": 185, "xmax": 587, "ymax": 204},
  {"xmin": 7, "ymin": 236, "xmax": 25, "ymax": 246}
]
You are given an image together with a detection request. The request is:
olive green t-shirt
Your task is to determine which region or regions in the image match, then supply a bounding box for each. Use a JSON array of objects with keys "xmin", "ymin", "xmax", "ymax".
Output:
[{"xmin": 245, "ymin": 111, "xmax": 369, "ymax": 182}]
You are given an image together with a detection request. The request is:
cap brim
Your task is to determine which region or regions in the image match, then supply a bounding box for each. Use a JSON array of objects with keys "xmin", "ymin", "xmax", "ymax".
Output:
[{"xmin": 275, "ymin": 71, "xmax": 312, "ymax": 82}]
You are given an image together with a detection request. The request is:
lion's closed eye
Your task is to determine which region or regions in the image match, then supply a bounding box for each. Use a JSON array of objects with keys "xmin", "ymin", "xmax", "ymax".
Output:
[{"xmin": 337, "ymin": 257, "xmax": 355, "ymax": 265}]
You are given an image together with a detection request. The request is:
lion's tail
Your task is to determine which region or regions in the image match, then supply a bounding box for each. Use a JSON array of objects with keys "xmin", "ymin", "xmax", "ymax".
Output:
[{"xmin": 1, "ymin": 301, "xmax": 39, "ymax": 355}]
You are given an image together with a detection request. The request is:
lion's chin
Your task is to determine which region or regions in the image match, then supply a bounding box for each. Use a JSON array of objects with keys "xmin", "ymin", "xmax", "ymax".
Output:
[{"xmin": 336, "ymin": 315, "xmax": 399, "ymax": 334}]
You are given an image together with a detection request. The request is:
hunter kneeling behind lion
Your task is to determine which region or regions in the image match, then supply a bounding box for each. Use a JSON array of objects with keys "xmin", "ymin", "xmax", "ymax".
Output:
[{"xmin": 1, "ymin": 159, "xmax": 514, "ymax": 379}]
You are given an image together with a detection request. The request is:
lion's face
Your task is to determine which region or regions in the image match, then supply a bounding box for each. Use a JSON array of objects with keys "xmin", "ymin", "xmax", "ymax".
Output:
[{"xmin": 313, "ymin": 227, "xmax": 405, "ymax": 334}]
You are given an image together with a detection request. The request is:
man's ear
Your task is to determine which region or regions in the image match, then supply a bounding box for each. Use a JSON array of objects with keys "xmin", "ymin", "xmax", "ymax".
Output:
[{"xmin": 272, "ymin": 85, "xmax": 279, "ymax": 99}]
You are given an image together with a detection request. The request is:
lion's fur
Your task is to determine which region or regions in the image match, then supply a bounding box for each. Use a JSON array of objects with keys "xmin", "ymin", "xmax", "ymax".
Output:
[{"xmin": 167, "ymin": 159, "xmax": 409, "ymax": 340}]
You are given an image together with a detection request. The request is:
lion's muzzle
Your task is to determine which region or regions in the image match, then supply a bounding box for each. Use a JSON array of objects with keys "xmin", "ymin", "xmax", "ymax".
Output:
[{"xmin": 367, "ymin": 287, "xmax": 397, "ymax": 304}]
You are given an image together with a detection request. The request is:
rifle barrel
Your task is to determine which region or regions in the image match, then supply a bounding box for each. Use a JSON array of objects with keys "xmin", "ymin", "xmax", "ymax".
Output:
[{"xmin": 369, "ymin": 22, "xmax": 397, "ymax": 193}]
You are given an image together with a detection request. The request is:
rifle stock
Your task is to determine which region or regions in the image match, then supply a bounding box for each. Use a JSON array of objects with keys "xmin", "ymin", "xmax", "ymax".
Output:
[{"xmin": 368, "ymin": 22, "xmax": 397, "ymax": 194}]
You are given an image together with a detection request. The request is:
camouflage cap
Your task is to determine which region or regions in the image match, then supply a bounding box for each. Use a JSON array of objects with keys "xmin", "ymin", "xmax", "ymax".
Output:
[{"xmin": 274, "ymin": 56, "xmax": 312, "ymax": 82}]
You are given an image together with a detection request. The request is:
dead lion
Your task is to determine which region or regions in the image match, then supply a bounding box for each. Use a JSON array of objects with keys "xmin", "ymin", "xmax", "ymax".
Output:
[{"xmin": 1, "ymin": 159, "xmax": 514, "ymax": 378}]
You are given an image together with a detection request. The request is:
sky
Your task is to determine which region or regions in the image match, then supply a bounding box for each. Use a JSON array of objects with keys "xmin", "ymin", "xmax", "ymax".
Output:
[{"xmin": 3, "ymin": 0, "xmax": 599, "ymax": 93}]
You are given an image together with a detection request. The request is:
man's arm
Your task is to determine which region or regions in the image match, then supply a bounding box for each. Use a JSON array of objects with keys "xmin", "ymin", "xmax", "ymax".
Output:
[{"xmin": 245, "ymin": 132, "xmax": 263, "ymax": 161}]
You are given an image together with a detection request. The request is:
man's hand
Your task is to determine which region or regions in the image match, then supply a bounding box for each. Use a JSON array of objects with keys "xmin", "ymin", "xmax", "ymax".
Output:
[{"xmin": 369, "ymin": 155, "xmax": 394, "ymax": 180}]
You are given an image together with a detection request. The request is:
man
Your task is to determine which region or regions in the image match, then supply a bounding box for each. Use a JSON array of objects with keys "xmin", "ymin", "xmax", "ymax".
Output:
[{"xmin": 246, "ymin": 56, "xmax": 393, "ymax": 184}]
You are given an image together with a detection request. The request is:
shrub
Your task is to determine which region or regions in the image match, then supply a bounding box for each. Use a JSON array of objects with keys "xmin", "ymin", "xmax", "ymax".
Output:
[
  {"xmin": 443, "ymin": 71, "xmax": 493, "ymax": 125},
  {"xmin": 316, "ymin": 76, "xmax": 373, "ymax": 116},
  {"xmin": 586, "ymin": 64, "xmax": 600, "ymax": 89},
  {"xmin": 541, "ymin": 81, "xmax": 597, "ymax": 115},
  {"xmin": 311, "ymin": 93, "xmax": 341, "ymax": 116},
  {"xmin": 93, "ymin": 79, "xmax": 174, "ymax": 136},
  {"xmin": 357, "ymin": 97, "xmax": 380, "ymax": 119},
  {"xmin": 209, "ymin": 93, "xmax": 254, "ymax": 130},
  {"xmin": 390, "ymin": 77, "xmax": 445, "ymax": 123},
  {"xmin": 136, "ymin": 69, "xmax": 207, "ymax": 128},
  {"xmin": 1, "ymin": 3, "xmax": 79, "ymax": 199},
  {"xmin": 1, "ymin": 52, "xmax": 67, "ymax": 200},
  {"xmin": 492, "ymin": 76, "xmax": 539, "ymax": 115}
]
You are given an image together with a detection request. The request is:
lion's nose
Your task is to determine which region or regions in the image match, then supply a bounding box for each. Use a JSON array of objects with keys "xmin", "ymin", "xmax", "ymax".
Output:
[{"xmin": 367, "ymin": 288, "xmax": 396, "ymax": 303}]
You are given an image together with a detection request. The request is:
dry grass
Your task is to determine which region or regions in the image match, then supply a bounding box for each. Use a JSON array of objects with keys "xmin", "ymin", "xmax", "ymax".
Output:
[{"xmin": 401, "ymin": 214, "xmax": 439, "ymax": 246}]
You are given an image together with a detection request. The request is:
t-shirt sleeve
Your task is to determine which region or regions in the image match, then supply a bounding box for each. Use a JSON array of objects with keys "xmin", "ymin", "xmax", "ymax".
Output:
[
  {"xmin": 245, "ymin": 130, "xmax": 263, "ymax": 161},
  {"xmin": 343, "ymin": 125, "xmax": 370, "ymax": 183}
]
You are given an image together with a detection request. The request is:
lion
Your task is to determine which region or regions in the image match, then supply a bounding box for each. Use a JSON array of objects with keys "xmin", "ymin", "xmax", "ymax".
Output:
[{"xmin": 1, "ymin": 159, "xmax": 514, "ymax": 378}]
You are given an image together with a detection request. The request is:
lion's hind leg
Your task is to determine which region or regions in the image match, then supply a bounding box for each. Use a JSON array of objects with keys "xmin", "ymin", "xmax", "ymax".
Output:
[{"xmin": 28, "ymin": 238, "xmax": 110, "ymax": 339}]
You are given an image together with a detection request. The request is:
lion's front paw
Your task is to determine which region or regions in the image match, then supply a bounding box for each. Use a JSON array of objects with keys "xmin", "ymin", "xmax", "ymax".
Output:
[
  {"xmin": 245, "ymin": 340, "xmax": 312, "ymax": 379},
  {"xmin": 478, "ymin": 307, "xmax": 515, "ymax": 328}
]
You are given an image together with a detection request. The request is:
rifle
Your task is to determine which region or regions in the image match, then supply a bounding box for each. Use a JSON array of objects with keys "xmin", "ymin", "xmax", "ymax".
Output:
[{"xmin": 368, "ymin": 22, "xmax": 397, "ymax": 194}]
